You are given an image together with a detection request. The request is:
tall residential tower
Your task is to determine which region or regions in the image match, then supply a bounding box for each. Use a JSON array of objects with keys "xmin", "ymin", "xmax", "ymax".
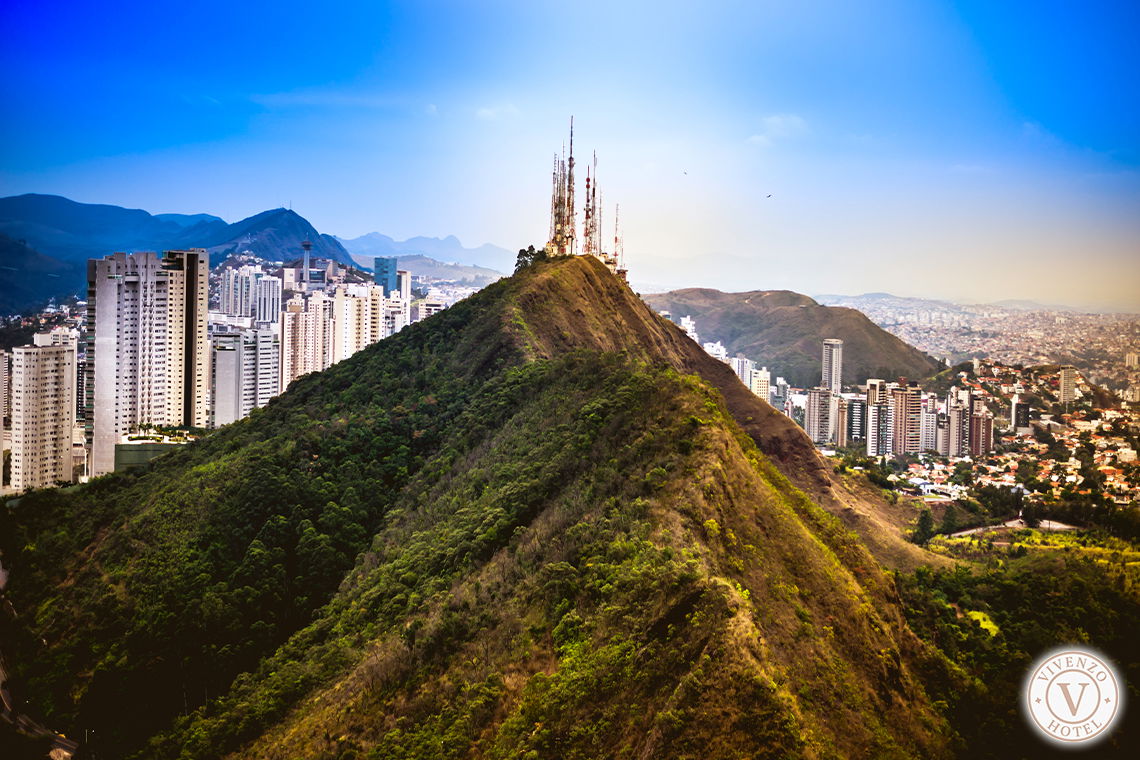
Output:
[
  {"xmin": 86, "ymin": 249, "xmax": 209, "ymax": 476},
  {"xmin": 821, "ymin": 338, "xmax": 843, "ymax": 393}
]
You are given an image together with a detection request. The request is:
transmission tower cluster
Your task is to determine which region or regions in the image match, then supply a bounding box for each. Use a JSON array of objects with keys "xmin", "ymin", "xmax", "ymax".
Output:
[{"xmin": 546, "ymin": 118, "xmax": 627, "ymax": 282}]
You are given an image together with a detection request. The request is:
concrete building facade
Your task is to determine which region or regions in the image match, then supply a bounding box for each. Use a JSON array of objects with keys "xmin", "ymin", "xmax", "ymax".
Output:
[
  {"xmin": 211, "ymin": 328, "xmax": 280, "ymax": 427},
  {"xmin": 821, "ymin": 338, "xmax": 843, "ymax": 394},
  {"xmin": 86, "ymin": 249, "xmax": 209, "ymax": 477},
  {"xmin": 10, "ymin": 344, "xmax": 76, "ymax": 490}
]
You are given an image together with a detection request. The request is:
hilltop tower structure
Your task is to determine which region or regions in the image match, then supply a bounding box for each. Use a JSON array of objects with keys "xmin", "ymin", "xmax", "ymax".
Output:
[
  {"xmin": 547, "ymin": 119, "xmax": 577, "ymax": 257},
  {"xmin": 546, "ymin": 119, "xmax": 628, "ymax": 281}
]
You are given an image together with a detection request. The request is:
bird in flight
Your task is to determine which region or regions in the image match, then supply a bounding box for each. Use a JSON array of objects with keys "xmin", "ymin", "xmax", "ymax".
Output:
[{"xmin": 766, "ymin": 194, "xmax": 772, "ymax": 198}]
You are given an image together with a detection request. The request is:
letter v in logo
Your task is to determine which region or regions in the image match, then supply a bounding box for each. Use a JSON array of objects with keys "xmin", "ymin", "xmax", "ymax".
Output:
[{"xmin": 1057, "ymin": 681, "xmax": 1089, "ymax": 717}]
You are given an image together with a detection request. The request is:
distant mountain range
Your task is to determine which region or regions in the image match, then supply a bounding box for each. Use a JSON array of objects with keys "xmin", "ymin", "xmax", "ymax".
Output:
[
  {"xmin": 0, "ymin": 193, "xmax": 353, "ymax": 267},
  {"xmin": 0, "ymin": 233, "xmax": 87, "ymax": 314},
  {"xmin": 386, "ymin": 254, "xmax": 503, "ymax": 286},
  {"xmin": 644, "ymin": 288, "xmax": 944, "ymax": 387},
  {"xmin": 336, "ymin": 231, "xmax": 515, "ymax": 273},
  {"xmin": 0, "ymin": 194, "xmax": 511, "ymax": 313}
]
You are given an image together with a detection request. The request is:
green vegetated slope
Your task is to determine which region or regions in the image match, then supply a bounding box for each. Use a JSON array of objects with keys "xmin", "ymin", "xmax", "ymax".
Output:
[
  {"xmin": 643, "ymin": 288, "xmax": 943, "ymax": 387},
  {"xmin": 898, "ymin": 552, "xmax": 1140, "ymax": 759},
  {"xmin": 2, "ymin": 256, "xmax": 1132, "ymax": 759},
  {"xmin": 2, "ymin": 256, "xmax": 945, "ymax": 758}
]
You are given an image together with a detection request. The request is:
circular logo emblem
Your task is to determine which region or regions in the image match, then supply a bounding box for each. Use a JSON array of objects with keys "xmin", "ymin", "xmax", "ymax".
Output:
[{"xmin": 1025, "ymin": 648, "xmax": 1122, "ymax": 746}]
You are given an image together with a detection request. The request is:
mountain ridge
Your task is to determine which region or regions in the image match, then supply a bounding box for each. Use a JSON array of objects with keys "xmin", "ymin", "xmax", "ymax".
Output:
[
  {"xmin": 645, "ymin": 286, "xmax": 944, "ymax": 387},
  {"xmin": 0, "ymin": 233, "xmax": 86, "ymax": 313},
  {"xmin": 337, "ymin": 231, "xmax": 515, "ymax": 272},
  {"xmin": 2, "ymin": 255, "xmax": 951, "ymax": 759},
  {"xmin": 0, "ymin": 195, "xmax": 356, "ymax": 309}
]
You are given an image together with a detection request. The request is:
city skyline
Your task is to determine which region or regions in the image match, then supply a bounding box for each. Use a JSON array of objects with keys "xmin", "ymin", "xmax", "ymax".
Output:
[{"xmin": 2, "ymin": 1, "xmax": 1138, "ymax": 310}]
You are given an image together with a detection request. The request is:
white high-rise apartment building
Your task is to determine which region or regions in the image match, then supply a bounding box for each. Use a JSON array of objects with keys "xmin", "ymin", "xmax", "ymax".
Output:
[
  {"xmin": 86, "ymin": 250, "xmax": 210, "ymax": 477},
  {"xmin": 821, "ymin": 338, "xmax": 843, "ymax": 394},
  {"xmin": 703, "ymin": 341, "xmax": 729, "ymax": 362},
  {"xmin": 0, "ymin": 349, "xmax": 9, "ymax": 420},
  {"xmin": 1059, "ymin": 365, "xmax": 1077, "ymax": 405},
  {"xmin": 805, "ymin": 386, "xmax": 835, "ymax": 445},
  {"xmin": 211, "ymin": 329, "xmax": 280, "ymax": 427},
  {"xmin": 890, "ymin": 383, "xmax": 923, "ymax": 455},
  {"xmin": 749, "ymin": 366, "xmax": 771, "ymax": 402},
  {"xmin": 729, "ymin": 356, "xmax": 754, "ymax": 384},
  {"xmin": 281, "ymin": 291, "xmax": 334, "ymax": 388},
  {"xmin": 281, "ymin": 285, "xmax": 412, "ymax": 390},
  {"xmin": 679, "ymin": 315, "xmax": 699, "ymax": 343},
  {"xmin": 386, "ymin": 294, "xmax": 410, "ymax": 336},
  {"xmin": 919, "ymin": 398, "xmax": 938, "ymax": 454},
  {"xmin": 866, "ymin": 402, "xmax": 893, "ymax": 457},
  {"xmin": 332, "ymin": 285, "xmax": 387, "ymax": 364},
  {"xmin": 10, "ymin": 344, "xmax": 76, "ymax": 491},
  {"xmin": 255, "ymin": 275, "xmax": 282, "ymax": 324},
  {"xmin": 220, "ymin": 266, "xmax": 255, "ymax": 317},
  {"xmin": 221, "ymin": 265, "xmax": 282, "ymax": 325}
]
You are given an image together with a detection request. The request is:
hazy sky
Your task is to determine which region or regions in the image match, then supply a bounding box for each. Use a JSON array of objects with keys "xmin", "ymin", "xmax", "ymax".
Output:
[{"xmin": 2, "ymin": 0, "xmax": 1138, "ymax": 309}]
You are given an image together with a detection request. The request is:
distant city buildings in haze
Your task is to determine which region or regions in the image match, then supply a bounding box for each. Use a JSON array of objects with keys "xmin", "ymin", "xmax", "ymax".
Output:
[{"xmin": 663, "ymin": 318, "xmax": 999, "ymax": 459}]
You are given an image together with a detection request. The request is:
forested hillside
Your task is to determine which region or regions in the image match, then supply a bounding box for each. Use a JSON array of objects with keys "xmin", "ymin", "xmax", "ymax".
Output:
[{"xmin": 1, "ymin": 256, "xmax": 1136, "ymax": 759}]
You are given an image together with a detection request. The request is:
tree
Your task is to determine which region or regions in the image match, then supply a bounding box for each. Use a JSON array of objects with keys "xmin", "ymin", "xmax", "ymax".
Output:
[
  {"xmin": 913, "ymin": 508, "xmax": 935, "ymax": 544},
  {"xmin": 949, "ymin": 461, "xmax": 974, "ymax": 486},
  {"xmin": 514, "ymin": 245, "xmax": 548, "ymax": 272},
  {"xmin": 940, "ymin": 504, "xmax": 960, "ymax": 535}
]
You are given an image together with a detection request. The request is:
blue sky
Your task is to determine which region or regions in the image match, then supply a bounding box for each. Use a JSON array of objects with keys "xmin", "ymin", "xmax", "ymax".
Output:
[{"xmin": 2, "ymin": 0, "xmax": 1138, "ymax": 308}]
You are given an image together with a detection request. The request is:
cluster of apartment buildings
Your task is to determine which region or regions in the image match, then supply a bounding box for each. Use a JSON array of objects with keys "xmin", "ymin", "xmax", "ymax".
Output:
[
  {"xmin": 1, "ymin": 250, "xmax": 450, "ymax": 493},
  {"xmin": 673, "ymin": 312, "xmax": 997, "ymax": 461},
  {"xmin": 797, "ymin": 340, "xmax": 995, "ymax": 459}
]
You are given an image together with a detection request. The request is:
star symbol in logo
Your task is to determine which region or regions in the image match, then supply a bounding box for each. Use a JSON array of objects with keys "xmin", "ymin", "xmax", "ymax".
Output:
[
  {"xmin": 1035, "ymin": 698, "xmax": 1042, "ymax": 704},
  {"xmin": 1105, "ymin": 697, "xmax": 1112, "ymax": 704}
]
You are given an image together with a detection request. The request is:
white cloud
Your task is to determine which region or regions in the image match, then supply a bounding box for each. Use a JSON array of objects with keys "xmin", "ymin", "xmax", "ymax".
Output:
[
  {"xmin": 761, "ymin": 113, "xmax": 807, "ymax": 137},
  {"xmin": 747, "ymin": 113, "xmax": 807, "ymax": 145},
  {"xmin": 475, "ymin": 104, "xmax": 520, "ymax": 121}
]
